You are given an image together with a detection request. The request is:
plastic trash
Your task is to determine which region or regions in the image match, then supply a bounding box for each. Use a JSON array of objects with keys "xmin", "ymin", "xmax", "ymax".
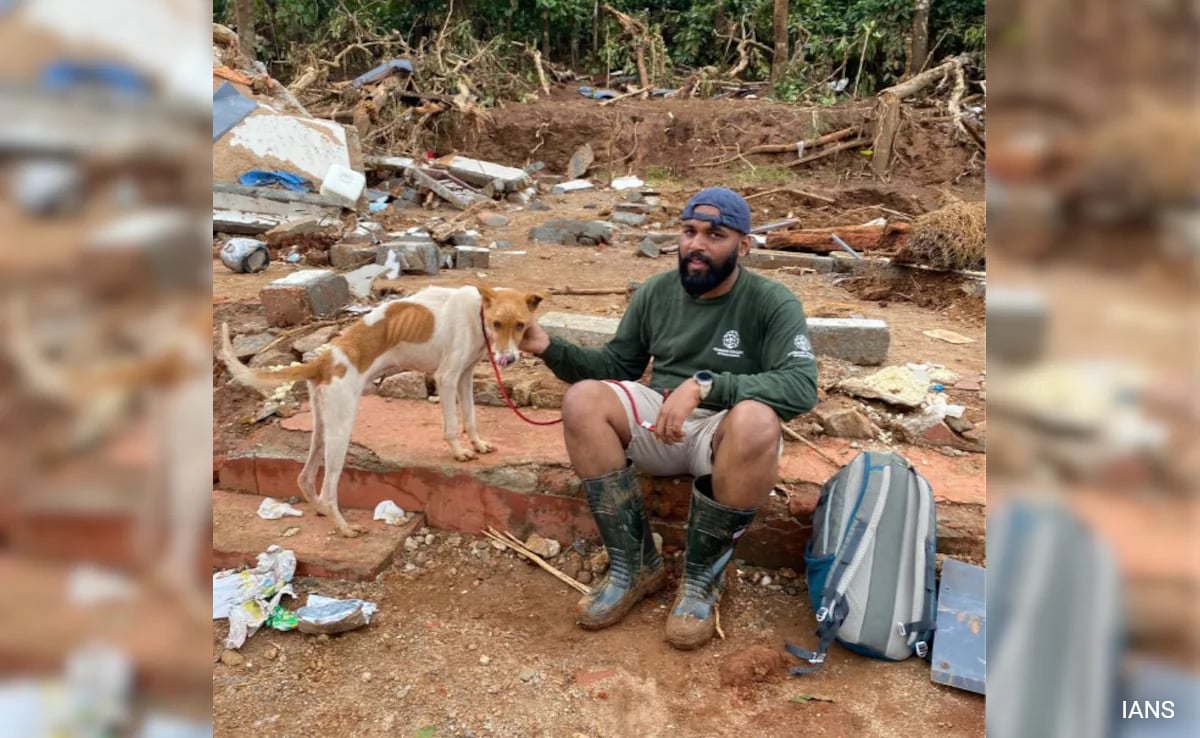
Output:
[
  {"xmin": 320, "ymin": 164, "xmax": 366, "ymax": 208},
  {"xmin": 297, "ymin": 595, "xmax": 379, "ymax": 635},
  {"xmin": 257, "ymin": 498, "xmax": 303, "ymax": 520},
  {"xmin": 212, "ymin": 546, "xmax": 296, "ymax": 649},
  {"xmin": 266, "ymin": 605, "xmax": 299, "ymax": 632},
  {"xmin": 219, "ymin": 238, "xmax": 270, "ymax": 273},
  {"xmin": 373, "ymin": 500, "xmax": 406, "ymax": 525},
  {"xmin": 611, "ymin": 175, "xmax": 644, "ymax": 190},
  {"xmin": 239, "ymin": 169, "xmax": 312, "ymax": 192},
  {"xmin": 368, "ymin": 201, "xmax": 389, "ymax": 213},
  {"xmin": 577, "ymin": 85, "xmax": 616, "ymax": 100}
]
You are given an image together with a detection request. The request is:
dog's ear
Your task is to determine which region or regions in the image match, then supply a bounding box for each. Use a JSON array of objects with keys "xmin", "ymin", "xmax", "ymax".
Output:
[
  {"xmin": 525, "ymin": 292, "xmax": 546, "ymax": 312},
  {"xmin": 472, "ymin": 282, "xmax": 496, "ymax": 306}
]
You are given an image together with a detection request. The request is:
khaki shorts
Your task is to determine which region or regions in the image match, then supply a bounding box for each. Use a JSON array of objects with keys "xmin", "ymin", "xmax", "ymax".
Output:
[{"xmin": 604, "ymin": 380, "xmax": 730, "ymax": 478}]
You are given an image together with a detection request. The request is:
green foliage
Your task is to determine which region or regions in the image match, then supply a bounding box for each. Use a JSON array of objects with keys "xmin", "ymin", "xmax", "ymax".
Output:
[{"xmin": 218, "ymin": 0, "xmax": 983, "ymax": 100}]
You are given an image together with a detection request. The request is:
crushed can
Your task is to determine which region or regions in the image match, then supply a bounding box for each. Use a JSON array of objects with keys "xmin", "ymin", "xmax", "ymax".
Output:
[{"xmin": 220, "ymin": 238, "xmax": 270, "ymax": 273}]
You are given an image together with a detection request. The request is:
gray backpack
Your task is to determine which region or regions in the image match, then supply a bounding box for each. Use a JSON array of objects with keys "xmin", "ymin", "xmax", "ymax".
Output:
[{"xmin": 787, "ymin": 451, "xmax": 938, "ymax": 674}]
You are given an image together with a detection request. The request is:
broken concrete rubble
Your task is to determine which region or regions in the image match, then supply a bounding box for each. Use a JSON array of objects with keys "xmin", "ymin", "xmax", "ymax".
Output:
[
  {"xmin": 330, "ymin": 242, "xmax": 377, "ymax": 269},
  {"xmin": 213, "ymin": 183, "xmax": 343, "ymax": 235},
  {"xmin": 261, "ymin": 270, "xmax": 351, "ymax": 327},
  {"xmin": 292, "ymin": 325, "xmax": 339, "ymax": 354},
  {"xmin": 376, "ymin": 240, "xmax": 440, "ymax": 276},
  {"xmin": 454, "ymin": 246, "xmax": 490, "ymax": 269},
  {"xmin": 838, "ymin": 365, "xmax": 928, "ymax": 408},
  {"xmin": 529, "ymin": 219, "xmax": 613, "ymax": 245},
  {"xmin": 611, "ymin": 211, "xmax": 647, "ymax": 227},
  {"xmin": 345, "ymin": 264, "xmax": 389, "ymax": 298},
  {"xmin": 435, "ymin": 155, "xmax": 532, "ymax": 193},
  {"xmin": 812, "ymin": 399, "xmax": 876, "ymax": 439}
]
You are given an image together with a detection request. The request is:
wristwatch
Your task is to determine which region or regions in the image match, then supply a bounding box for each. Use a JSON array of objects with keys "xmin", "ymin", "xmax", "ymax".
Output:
[{"xmin": 693, "ymin": 370, "xmax": 715, "ymax": 401}]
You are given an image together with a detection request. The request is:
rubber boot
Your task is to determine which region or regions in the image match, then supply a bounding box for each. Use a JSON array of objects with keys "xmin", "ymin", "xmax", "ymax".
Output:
[
  {"xmin": 665, "ymin": 475, "xmax": 758, "ymax": 650},
  {"xmin": 576, "ymin": 460, "xmax": 666, "ymax": 630}
]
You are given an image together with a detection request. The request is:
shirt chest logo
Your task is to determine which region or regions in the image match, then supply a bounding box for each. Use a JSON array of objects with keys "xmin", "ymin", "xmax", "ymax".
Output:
[{"xmin": 714, "ymin": 329, "xmax": 745, "ymax": 358}]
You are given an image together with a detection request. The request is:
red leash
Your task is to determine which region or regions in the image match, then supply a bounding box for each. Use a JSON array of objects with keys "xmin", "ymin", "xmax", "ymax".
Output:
[{"xmin": 479, "ymin": 307, "xmax": 657, "ymax": 430}]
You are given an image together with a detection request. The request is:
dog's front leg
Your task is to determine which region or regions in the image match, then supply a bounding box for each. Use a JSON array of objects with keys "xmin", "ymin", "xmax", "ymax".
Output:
[
  {"xmin": 457, "ymin": 369, "xmax": 492, "ymax": 455},
  {"xmin": 437, "ymin": 370, "xmax": 474, "ymax": 461}
]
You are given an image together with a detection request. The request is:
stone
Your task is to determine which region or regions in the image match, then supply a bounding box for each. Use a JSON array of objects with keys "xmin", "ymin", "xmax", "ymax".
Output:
[
  {"xmin": 248, "ymin": 348, "xmax": 298, "ymax": 369},
  {"xmin": 264, "ymin": 216, "xmax": 325, "ymax": 241},
  {"xmin": 611, "ymin": 211, "xmax": 647, "ymax": 227},
  {"xmin": 538, "ymin": 312, "xmax": 620, "ymax": 348},
  {"xmin": 578, "ymin": 236, "xmax": 597, "ymax": 247},
  {"xmin": 567, "ymin": 143, "xmax": 595, "ymax": 179},
  {"xmin": 529, "ymin": 388, "xmax": 564, "ymax": 408},
  {"xmin": 643, "ymin": 232, "xmax": 677, "ymax": 244},
  {"xmin": 577, "ymin": 570, "xmax": 593, "ymax": 585},
  {"xmin": 615, "ymin": 201, "xmax": 651, "ymax": 214},
  {"xmin": 529, "ymin": 200, "xmax": 552, "ymax": 211},
  {"xmin": 813, "ymin": 399, "xmax": 875, "ymax": 439},
  {"xmin": 838, "ymin": 365, "xmax": 928, "ymax": 408},
  {"xmin": 292, "ymin": 325, "xmax": 339, "ymax": 354},
  {"xmin": 260, "ymin": 269, "xmax": 351, "ymax": 327},
  {"xmin": 404, "ymin": 537, "xmax": 420, "ymax": 552},
  {"xmin": 779, "ymin": 567, "xmax": 798, "ymax": 579},
  {"xmin": 479, "ymin": 655, "xmax": 491, "ymax": 666},
  {"xmin": 652, "ymin": 532, "xmax": 663, "ymax": 554},
  {"xmin": 376, "ymin": 240, "xmax": 439, "ymax": 276},
  {"xmin": 530, "ymin": 219, "xmax": 580, "ymax": 243},
  {"xmin": 892, "ymin": 413, "xmax": 984, "ymax": 453},
  {"xmin": 946, "ymin": 415, "xmax": 976, "ymax": 435},
  {"xmin": 589, "ymin": 549, "xmax": 609, "ymax": 575},
  {"xmin": 263, "ymin": 644, "xmax": 280, "ymax": 661},
  {"xmin": 478, "ymin": 212, "xmax": 510, "ymax": 228},
  {"xmin": 807, "ymin": 318, "xmax": 890, "ymax": 366},
  {"xmin": 519, "ymin": 667, "xmax": 538, "ymax": 682},
  {"xmin": 231, "ymin": 332, "xmax": 275, "ymax": 359},
  {"xmin": 551, "ymin": 179, "xmax": 594, "ymax": 194},
  {"xmin": 379, "ymin": 371, "xmax": 429, "ymax": 400},
  {"xmin": 637, "ymin": 239, "xmax": 661, "ymax": 258},
  {"xmin": 580, "ymin": 221, "xmax": 613, "ymax": 243},
  {"xmin": 455, "ymin": 246, "xmax": 491, "ymax": 269},
  {"xmin": 625, "ymin": 191, "xmax": 645, "ymax": 203},
  {"xmin": 330, "ymin": 242, "xmax": 377, "ymax": 268},
  {"xmin": 743, "ymin": 251, "xmax": 835, "ymax": 273},
  {"xmin": 451, "ymin": 230, "xmax": 481, "ymax": 246},
  {"xmin": 220, "ymin": 649, "xmax": 244, "ymax": 667},
  {"xmin": 524, "ymin": 534, "xmax": 561, "ymax": 559},
  {"xmin": 344, "ymin": 264, "xmax": 389, "ymax": 298}
]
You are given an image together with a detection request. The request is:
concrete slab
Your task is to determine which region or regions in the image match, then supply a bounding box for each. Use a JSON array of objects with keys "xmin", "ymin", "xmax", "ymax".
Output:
[
  {"xmin": 212, "ymin": 490, "xmax": 423, "ymax": 581},
  {"xmin": 807, "ymin": 317, "xmax": 890, "ymax": 365},
  {"xmin": 539, "ymin": 312, "xmax": 620, "ymax": 348},
  {"xmin": 745, "ymin": 250, "xmax": 835, "ymax": 273},
  {"xmin": 344, "ymin": 264, "xmax": 388, "ymax": 298}
]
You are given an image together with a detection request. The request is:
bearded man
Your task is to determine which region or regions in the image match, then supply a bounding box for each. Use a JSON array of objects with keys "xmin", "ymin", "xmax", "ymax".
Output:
[{"xmin": 519, "ymin": 186, "xmax": 818, "ymax": 649}]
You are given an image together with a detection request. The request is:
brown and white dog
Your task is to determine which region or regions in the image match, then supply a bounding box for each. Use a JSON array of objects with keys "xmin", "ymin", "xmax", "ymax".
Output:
[{"xmin": 219, "ymin": 284, "xmax": 544, "ymax": 537}]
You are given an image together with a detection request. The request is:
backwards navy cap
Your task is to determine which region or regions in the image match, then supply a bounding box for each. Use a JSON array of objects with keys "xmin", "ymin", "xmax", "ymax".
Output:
[{"xmin": 681, "ymin": 187, "xmax": 752, "ymax": 234}]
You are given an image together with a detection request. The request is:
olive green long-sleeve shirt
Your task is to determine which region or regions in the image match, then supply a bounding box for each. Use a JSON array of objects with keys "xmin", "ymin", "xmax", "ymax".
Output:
[{"xmin": 539, "ymin": 268, "xmax": 818, "ymax": 421}]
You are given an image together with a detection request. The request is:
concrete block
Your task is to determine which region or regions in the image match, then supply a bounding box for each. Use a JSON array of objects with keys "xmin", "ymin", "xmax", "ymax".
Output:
[
  {"xmin": 539, "ymin": 312, "xmax": 620, "ymax": 348},
  {"xmin": 744, "ymin": 250, "xmax": 835, "ymax": 273},
  {"xmin": 806, "ymin": 318, "xmax": 890, "ymax": 365},
  {"xmin": 344, "ymin": 264, "xmax": 388, "ymax": 298},
  {"xmin": 376, "ymin": 239, "xmax": 439, "ymax": 276},
  {"xmin": 454, "ymin": 246, "xmax": 491, "ymax": 269},
  {"xmin": 330, "ymin": 242, "xmax": 377, "ymax": 268},
  {"xmin": 987, "ymin": 286, "xmax": 1047, "ymax": 365},
  {"xmin": 261, "ymin": 269, "xmax": 351, "ymax": 327}
]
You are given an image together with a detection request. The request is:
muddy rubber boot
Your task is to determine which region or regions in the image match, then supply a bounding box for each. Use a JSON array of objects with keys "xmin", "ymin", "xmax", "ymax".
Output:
[
  {"xmin": 576, "ymin": 460, "xmax": 666, "ymax": 630},
  {"xmin": 665, "ymin": 476, "xmax": 758, "ymax": 650}
]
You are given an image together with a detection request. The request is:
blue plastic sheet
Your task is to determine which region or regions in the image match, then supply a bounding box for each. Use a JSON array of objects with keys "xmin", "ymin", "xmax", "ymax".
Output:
[
  {"xmin": 352, "ymin": 59, "xmax": 415, "ymax": 88},
  {"xmin": 238, "ymin": 170, "xmax": 312, "ymax": 193},
  {"xmin": 40, "ymin": 60, "xmax": 151, "ymax": 98},
  {"xmin": 577, "ymin": 85, "xmax": 616, "ymax": 100},
  {"xmin": 213, "ymin": 82, "xmax": 258, "ymax": 141}
]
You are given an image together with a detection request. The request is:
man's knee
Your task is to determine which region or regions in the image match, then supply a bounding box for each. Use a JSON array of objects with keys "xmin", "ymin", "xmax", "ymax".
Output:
[
  {"xmin": 562, "ymin": 380, "xmax": 615, "ymax": 429},
  {"xmin": 717, "ymin": 401, "xmax": 781, "ymax": 457}
]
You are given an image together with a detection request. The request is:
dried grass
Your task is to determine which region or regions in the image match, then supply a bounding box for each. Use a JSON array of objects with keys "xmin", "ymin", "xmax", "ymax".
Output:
[{"xmin": 894, "ymin": 201, "xmax": 985, "ymax": 271}]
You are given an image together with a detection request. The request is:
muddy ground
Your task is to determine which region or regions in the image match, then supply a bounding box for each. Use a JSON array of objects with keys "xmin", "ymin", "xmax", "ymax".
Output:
[{"xmin": 213, "ymin": 95, "xmax": 986, "ymax": 737}]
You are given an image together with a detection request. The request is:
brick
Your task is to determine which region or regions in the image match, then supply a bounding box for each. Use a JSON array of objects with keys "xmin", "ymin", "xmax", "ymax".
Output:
[
  {"xmin": 260, "ymin": 269, "xmax": 350, "ymax": 327},
  {"xmin": 379, "ymin": 371, "xmax": 429, "ymax": 400},
  {"xmin": 454, "ymin": 245, "xmax": 491, "ymax": 269},
  {"xmin": 376, "ymin": 239, "xmax": 439, "ymax": 276},
  {"xmin": 538, "ymin": 312, "xmax": 620, "ymax": 348},
  {"xmin": 330, "ymin": 242, "xmax": 377, "ymax": 268},
  {"xmin": 212, "ymin": 490, "xmax": 422, "ymax": 580},
  {"xmin": 744, "ymin": 250, "xmax": 835, "ymax": 273},
  {"xmin": 806, "ymin": 317, "xmax": 890, "ymax": 365}
]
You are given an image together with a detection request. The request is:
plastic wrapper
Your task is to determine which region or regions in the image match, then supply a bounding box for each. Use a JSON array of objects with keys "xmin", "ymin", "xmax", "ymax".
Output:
[
  {"xmin": 257, "ymin": 497, "xmax": 304, "ymax": 520},
  {"xmin": 372, "ymin": 500, "xmax": 406, "ymax": 525},
  {"xmin": 212, "ymin": 546, "xmax": 297, "ymax": 649},
  {"xmin": 296, "ymin": 595, "xmax": 379, "ymax": 635}
]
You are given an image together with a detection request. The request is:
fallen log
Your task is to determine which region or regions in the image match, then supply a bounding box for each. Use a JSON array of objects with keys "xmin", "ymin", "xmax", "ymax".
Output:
[{"xmin": 765, "ymin": 222, "xmax": 911, "ymax": 254}]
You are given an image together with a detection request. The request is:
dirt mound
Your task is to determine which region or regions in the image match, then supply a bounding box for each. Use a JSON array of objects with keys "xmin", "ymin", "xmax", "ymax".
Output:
[
  {"xmin": 426, "ymin": 97, "xmax": 979, "ymax": 186},
  {"xmin": 718, "ymin": 644, "xmax": 791, "ymax": 687},
  {"xmin": 895, "ymin": 201, "xmax": 986, "ymax": 270}
]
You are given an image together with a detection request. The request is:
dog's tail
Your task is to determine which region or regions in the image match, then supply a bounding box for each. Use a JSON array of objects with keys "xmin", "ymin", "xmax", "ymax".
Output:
[{"xmin": 219, "ymin": 323, "xmax": 327, "ymax": 394}]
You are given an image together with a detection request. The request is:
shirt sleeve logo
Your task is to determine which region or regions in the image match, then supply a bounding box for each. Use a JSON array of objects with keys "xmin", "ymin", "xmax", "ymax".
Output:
[
  {"xmin": 714, "ymin": 329, "xmax": 745, "ymax": 358},
  {"xmin": 789, "ymin": 333, "xmax": 814, "ymax": 359}
]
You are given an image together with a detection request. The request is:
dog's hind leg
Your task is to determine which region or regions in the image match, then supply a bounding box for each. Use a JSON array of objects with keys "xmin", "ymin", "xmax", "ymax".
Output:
[
  {"xmin": 296, "ymin": 381, "xmax": 324, "ymax": 504},
  {"xmin": 314, "ymin": 376, "xmax": 366, "ymax": 537},
  {"xmin": 457, "ymin": 369, "xmax": 492, "ymax": 455},
  {"xmin": 436, "ymin": 368, "xmax": 474, "ymax": 461}
]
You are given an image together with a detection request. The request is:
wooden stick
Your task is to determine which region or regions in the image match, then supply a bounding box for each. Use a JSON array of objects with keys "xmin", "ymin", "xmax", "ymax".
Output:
[
  {"xmin": 483, "ymin": 528, "xmax": 593, "ymax": 595},
  {"xmin": 715, "ymin": 602, "xmax": 725, "ymax": 640},
  {"xmin": 744, "ymin": 188, "xmax": 835, "ymax": 204},
  {"xmin": 599, "ymin": 86, "xmax": 648, "ymax": 106},
  {"xmin": 786, "ymin": 137, "xmax": 872, "ymax": 168},
  {"xmin": 782, "ymin": 425, "xmax": 841, "ymax": 467}
]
